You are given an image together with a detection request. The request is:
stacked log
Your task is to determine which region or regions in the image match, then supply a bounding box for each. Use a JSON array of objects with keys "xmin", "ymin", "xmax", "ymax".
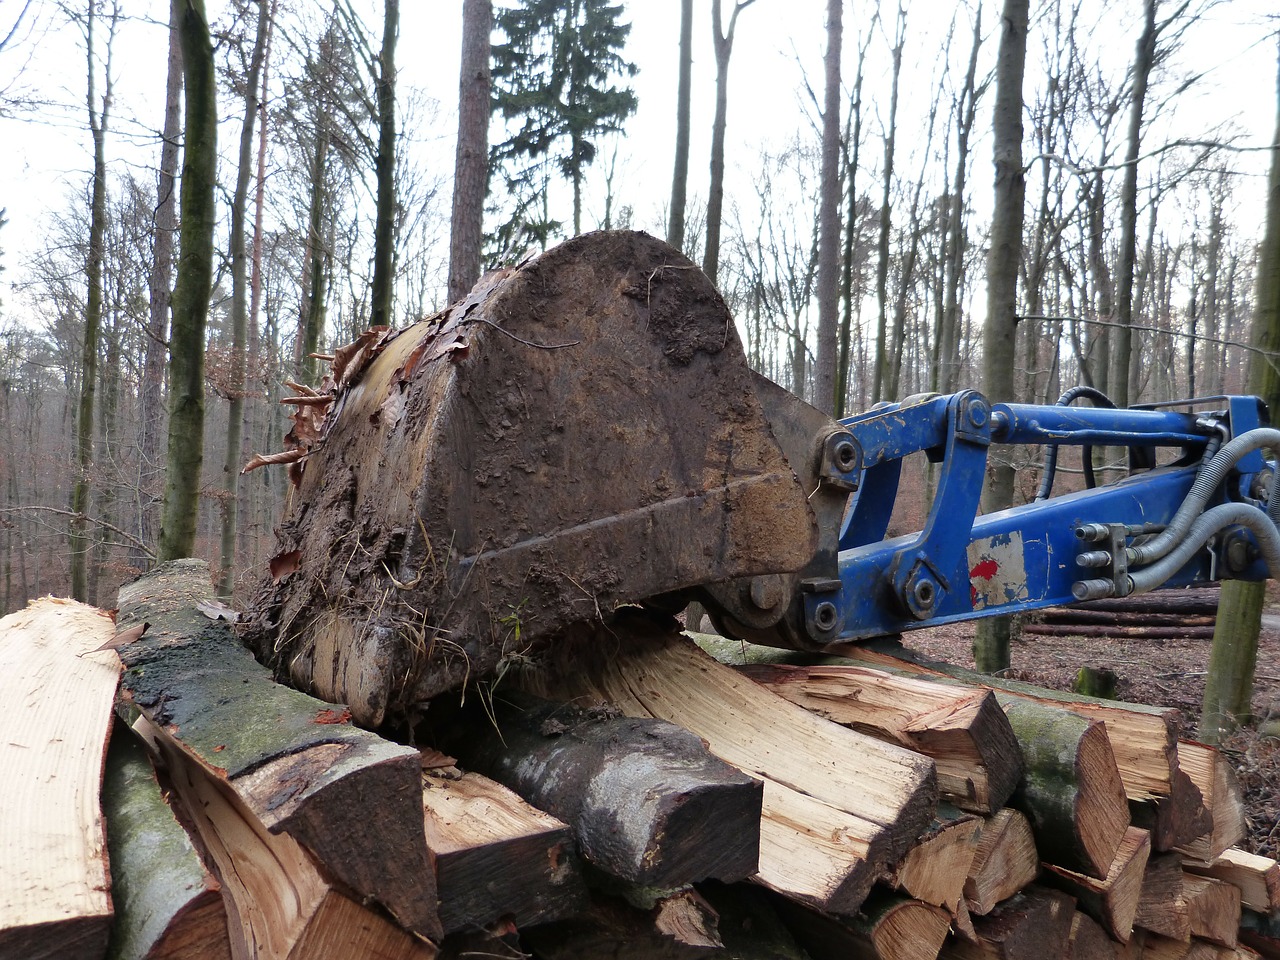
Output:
[
  {"xmin": 1024, "ymin": 587, "xmax": 1221, "ymax": 641},
  {"xmin": 2, "ymin": 564, "xmax": 1277, "ymax": 960}
]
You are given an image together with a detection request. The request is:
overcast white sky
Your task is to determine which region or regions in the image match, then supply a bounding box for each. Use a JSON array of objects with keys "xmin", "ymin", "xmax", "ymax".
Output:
[{"xmin": 0, "ymin": 0, "xmax": 1276, "ymax": 326}]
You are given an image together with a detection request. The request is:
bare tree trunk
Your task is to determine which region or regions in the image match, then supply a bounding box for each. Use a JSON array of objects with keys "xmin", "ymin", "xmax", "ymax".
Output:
[
  {"xmin": 813, "ymin": 0, "xmax": 842, "ymax": 415},
  {"xmin": 1110, "ymin": 0, "xmax": 1155, "ymax": 409},
  {"xmin": 973, "ymin": 0, "xmax": 1028, "ymax": 674},
  {"xmin": 872, "ymin": 3, "xmax": 905, "ymax": 404},
  {"xmin": 369, "ymin": 0, "xmax": 397, "ymax": 327},
  {"xmin": 301, "ymin": 125, "xmax": 330, "ymax": 385},
  {"xmin": 836, "ymin": 30, "xmax": 870, "ymax": 418},
  {"xmin": 667, "ymin": 0, "xmax": 693, "ymax": 253},
  {"xmin": 448, "ymin": 0, "xmax": 491, "ymax": 303},
  {"xmin": 703, "ymin": 0, "xmax": 756, "ymax": 286},
  {"xmin": 1201, "ymin": 42, "xmax": 1280, "ymax": 744},
  {"xmin": 138, "ymin": 0, "xmax": 182, "ymax": 570},
  {"xmin": 218, "ymin": 0, "xmax": 273, "ymax": 599},
  {"xmin": 158, "ymin": 0, "xmax": 216, "ymax": 563},
  {"xmin": 70, "ymin": 0, "xmax": 118, "ymax": 601}
]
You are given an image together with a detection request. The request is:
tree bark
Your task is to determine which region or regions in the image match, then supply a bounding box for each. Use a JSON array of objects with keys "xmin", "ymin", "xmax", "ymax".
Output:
[
  {"xmin": 666, "ymin": 0, "xmax": 693, "ymax": 254},
  {"xmin": 871, "ymin": 4, "xmax": 905, "ymax": 405},
  {"xmin": 158, "ymin": 0, "xmax": 216, "ymax": 562},
  {"xmin": 447, "ymin": 0, "xmax": 490, "ymax": 303},
  {"xmin": 1201, "ymin": 42, "xmax": 1280, "ymax": 744},
  {"xmin": 813, "ymin": 0, "xmax": 842, "ymax": 414},
  {"xmin": 973, "ymin": 0, "xmax": 1029, "ymax": 673},
  {"xmin": 218, "ymin": 0, "xmax": 273, "ymax": 598}
]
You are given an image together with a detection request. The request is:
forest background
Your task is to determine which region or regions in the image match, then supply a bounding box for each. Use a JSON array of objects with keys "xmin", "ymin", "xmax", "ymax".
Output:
[{"xmin": 0, "ymin": 0, "xmax": 1277, "ymax": 683}]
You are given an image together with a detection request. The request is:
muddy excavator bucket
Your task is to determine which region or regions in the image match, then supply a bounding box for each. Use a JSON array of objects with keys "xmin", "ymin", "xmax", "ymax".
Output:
[{"xmin": 244, "ymin": 231, "xmax": 817, "ymax": 726}]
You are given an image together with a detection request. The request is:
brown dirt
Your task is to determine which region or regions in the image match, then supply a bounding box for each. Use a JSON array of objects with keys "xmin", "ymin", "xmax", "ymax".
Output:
[{"xmin": 901, "ymin": 599, "xmax": 1280, "ymax": 860}]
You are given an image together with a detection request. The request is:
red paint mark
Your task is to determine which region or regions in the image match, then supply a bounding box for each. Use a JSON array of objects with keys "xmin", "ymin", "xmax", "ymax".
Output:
[
  {"xmin": 313, "ymin": 708, "xmax": 352, "ymax": 725},
  {"xmin": 970, "ymin": 559, "xmax": 999, "ymax": 581}
]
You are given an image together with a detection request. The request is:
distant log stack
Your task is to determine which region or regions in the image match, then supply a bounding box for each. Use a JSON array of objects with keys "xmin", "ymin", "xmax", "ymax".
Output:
[
  {"xmin": 1023, "ymin": 586, "xmax": 1221, "ymax": 642},
  {"xmin": 1, "ymin": 564, "xmax": 1277, "ymax": 959}
]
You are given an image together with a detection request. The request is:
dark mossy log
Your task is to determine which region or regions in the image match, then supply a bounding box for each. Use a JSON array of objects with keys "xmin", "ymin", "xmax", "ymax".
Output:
[
  {"xmin": 114, "ymin": 559, "xmax": 439, "ymax": 939},
  {"xmin": 435, "ymin": 692, "xmax": 761, "ymax": 889},
  {"xmin": 1042, "ymin": 827, "xmax": 1152, "ymax": 943},
  {"xmin": 776, "ymin": 890, "xmax": 950, "ymax": 960},
  {"xmin": 1069, "ymin": 911, "xmax": 1118, "ymax": 960},
  {"xmin": 421, "ymin": 766, "xmax": 587, "ymax": 933},
  {"xmin": 834, "ymin": 638, "xmax": 1183, "ymax": 804},
  {"xmin": 1137, "ymin": 853, "xmax": 1192, "ymax": 942},
  {"xmin": 1239, "ymin": 907, "xmax": 1280, "ymax": 957},
  {"xmin": 1131, "ymin": 766, "xmax": 1212, "ymax": 853},
  {"xmin": 102, "ymin": 731, "xmax": 230, "ymax": 960},
  {"xmin": 1022, "ymin": 624, "xmax": 1216, "ymax": 641},
  {"xmin": 739, "ymin": 662, "xmax": 1022, "ymax": 813},
  {"xmin": 964, "ymin": 809, "xmax": 1040, "ymax": 916},
  {"xmin": 999, "ymin": 697, "xmax": 1129, "ymax": 880},
  {"xmin": 1175, "ymin": 743, "xmax": 1246, "ymax": 864},
  {"xmin": 241, "ymin": 231, "xmax": 818, "ymax": 727},
  {"xmin": 0, "ymin": 598, "xmax": 120, "ymax": 960},
  {"xmin": 939, "ymin": 886, "xmax": 1078, "ymax": 960},
  {"xmin": 136, "ymin": 715, "xmax": 436, "ymax": 960},
  {"xmin": 880, "ymin": 808, "xmax": 983, "ymax": 911},
  {"xmin": 1185, "ymin": 849, "xmax": 1280, "ymax": 914},
  {"xmin": 521, "ymin": 887, "xmax": 810, "ymax": 960},
  {"xmin": 1182, "ymin": 874, "xmax": 1241, "ymax": 948},
  {"xmin": 525, "ymin": 618, "xmax": 939, "ymax": 915}
]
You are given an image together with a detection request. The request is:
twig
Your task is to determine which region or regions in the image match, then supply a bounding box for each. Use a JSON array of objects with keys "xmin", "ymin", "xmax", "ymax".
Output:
[
  {"xmin": 468, "ymin": 317, "xmax": 580, "ymax": 350},
  {"xmin": 0, "ymin": 505, "xmax": 156, "ymax": 559}
]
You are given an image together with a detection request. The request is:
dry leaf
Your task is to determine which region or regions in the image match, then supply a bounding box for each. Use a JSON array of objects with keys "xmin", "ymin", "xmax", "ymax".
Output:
[
  {"xmin": 313, "ymin": 708, "xmax": 352, "ymax": 725},
  {"xmin": 196, "ymin": 598, "xmax": 239, "ymax": 623},
  {"xmin": 88, "ymin": 621, "xmax": 148, "ymax": 654},
  {"xmin": 241, "ymin": 447, "xmax": 306, "ymax": 475}
]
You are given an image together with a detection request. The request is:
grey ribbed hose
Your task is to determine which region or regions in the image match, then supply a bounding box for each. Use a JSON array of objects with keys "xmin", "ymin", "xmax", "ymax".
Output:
[
  {"xmin": 1125, "ymin": 427, "xmax": 1280, "ymax": 567},
  {"xmin": 1127, "ymin": 501, "xmax": 1280, "ymax": 594}
]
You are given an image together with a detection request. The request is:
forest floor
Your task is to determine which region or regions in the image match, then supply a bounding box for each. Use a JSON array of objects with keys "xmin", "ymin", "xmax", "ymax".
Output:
[{"xmin": 905, "ymin": 595, "xmax": 1280, "ymax": 860}]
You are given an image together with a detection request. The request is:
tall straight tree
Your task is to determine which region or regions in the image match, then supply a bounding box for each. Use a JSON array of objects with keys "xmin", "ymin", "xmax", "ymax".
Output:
[
  {"xmin": 158, "ymin": 0, "xmax": 216, "ymax": 563},
  {"xmin": 217, "ymin": 0, "xmax": 273, "ymax": 599},
  {"xmin": 973, "ymin": 0, "xmax": 1028, "ymax": 674},
  {"xmin": 1110, "ymin": 0, "xmax": 1156, "ymax": 410},
  {"xmin": 667, "ymin": 0, "xmax": 693, "ymax": 253},
  {"xmin": 871, "ymin": 3, "xmax": 905, "ymax": 405},
  {"xmin": 703, "ymin": 0, "xmax": 756, "ymax": 286},
  {"xmin": 138, "ymin": 0, "xmax": 182, "ymax": 571},
  {"xmin": 491, "ymin": 0, "xmax": 638, "ymax": 239},
  {"xmin": 813, "ymin": 0, "xmax": 842, "ymax": 415},
  {"xmin": 448, "ymin": 0, "xmax": 491, "ymax": 303},
  {"xmin": 68, "ymin": 0, "xmax": 119, "ymax": 602},
  {"xmin": 369, "ymin": 0, "xmax": 397, "ymax": 328},
  {"xmin": 1200, "ymin": 43, "xmax": 1280, "ymax": 744}
]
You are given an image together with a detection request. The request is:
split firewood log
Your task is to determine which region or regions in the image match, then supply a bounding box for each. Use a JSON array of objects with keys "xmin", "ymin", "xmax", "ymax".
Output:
[
  {"xmin": 1185, "ymin": 849, "xmax": 1280, "ymax": 915},
  {"xmin": 1068, "ymin": 911, "xmax": 1118, "ymax": 960},
  {"xmin": 1175, "ymin": 744, "xmax": 1247, "ymax": 864},
  {"xmin": 776, "ymin": 891, "xmax": 951, "ymax": 960},
  {"xmin": 940, "ymin": 886, "xmax": 1077, "ymax": 960},
  {"xmin": 1182, "ymin": 874, "xmax": 1242, "ymax": 948},
  {"xmin": 880, "ymin": 808, "xmax": 983, "ymax": 912},
  {"xmin": 1042, "ymin": 827, "xmax": 1152, "ymax": 943},
  {"xmin": 102, "ymin": 730, "xmax": 231, "ymax": 960},
  {"xmin": 114, "ymin": 559, "xmax": 439, "ymax": 939},
  {"xmin": 1137, "ymin": 853, "xmax": 1192, "ymax": 942},
  {"xmin": 134, "ymin": 716, "xmax": 435, "ymax": 960},
  {"xmin": 739, "ymin": 662, "xmax": 1022, "ymax": 813},
  {"xmin": 420, "ymin": 765, "xmax": 587, "ymax": 934},
  {"xmin": 0, "ymin": 598, "xmax": 120, "ymax": 960},
  {"xmin": 964, "ymin": 809, "xmax": 1040, "ymax": 916}
]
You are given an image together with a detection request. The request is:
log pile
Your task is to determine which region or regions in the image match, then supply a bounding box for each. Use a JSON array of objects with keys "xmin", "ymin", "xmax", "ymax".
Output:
[
  {"xmin": 2, "ymin": 563, "xmax": 1278, "ymax": 960},
  {"xmin": 1023, "ymin": 587, "xmax": 1222, "ymax": 642}
]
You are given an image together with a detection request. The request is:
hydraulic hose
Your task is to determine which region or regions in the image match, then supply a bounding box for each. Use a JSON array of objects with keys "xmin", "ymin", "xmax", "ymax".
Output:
[
  {"xmin": 1126, "ymin": 427, "xmax": 1280, "ymax": 568},
  {"xmin": 1127, "ymin": 501, "xmax": 1280, "ymax": 594},
  {"xmin": 1034, "ymin": 386, "xmax": 1117, "ymax": 502}
]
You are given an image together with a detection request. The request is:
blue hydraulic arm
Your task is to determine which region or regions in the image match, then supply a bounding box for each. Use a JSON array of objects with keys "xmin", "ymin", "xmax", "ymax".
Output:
[{"xmin": 789, "ymin": 391, "xmax": 1277, "ymax": 647}]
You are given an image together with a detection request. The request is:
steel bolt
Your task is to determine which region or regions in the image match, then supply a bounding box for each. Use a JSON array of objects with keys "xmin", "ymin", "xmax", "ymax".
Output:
[{"xmin": 814, "ymin": 601, "xmax": 838, "ymax": 632}]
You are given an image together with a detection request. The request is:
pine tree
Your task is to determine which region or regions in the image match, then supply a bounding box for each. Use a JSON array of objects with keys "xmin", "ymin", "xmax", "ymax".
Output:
[{"xmin": 490, "ymin": 0, "xmax": 638, "ymax": 250}]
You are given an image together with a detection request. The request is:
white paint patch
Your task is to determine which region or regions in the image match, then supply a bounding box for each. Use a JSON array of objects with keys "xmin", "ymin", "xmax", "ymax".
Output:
[{"xmin": 967, "ymin": 531, "xmax": 1030, "ymax": 610}]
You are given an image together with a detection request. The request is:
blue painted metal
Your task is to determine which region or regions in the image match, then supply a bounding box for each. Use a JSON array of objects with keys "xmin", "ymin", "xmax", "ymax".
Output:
[{"xmin": 806, "ymin": 391, "xmax": 1273, "ymax": 645}]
